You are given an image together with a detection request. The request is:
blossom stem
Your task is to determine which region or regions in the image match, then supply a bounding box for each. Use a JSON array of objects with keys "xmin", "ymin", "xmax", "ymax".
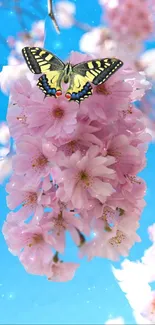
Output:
[
  {"xmin": 53, "ymin": 251, "xmax": 59, "ymax": 263},
  {"xmin": 76, "ymin": 228, "xmax": 86, "ymax": 247}
]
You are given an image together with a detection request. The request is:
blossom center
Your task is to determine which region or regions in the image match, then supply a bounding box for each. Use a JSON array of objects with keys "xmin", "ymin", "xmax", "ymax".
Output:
[
  {"xmin": 53, "ymin": 106, "xmax": 64, "ymax": 118},
  {"xmin": 53, "ymin": 212, "xmax": 66, "ymax": 236},
  {"xmin": 101, "ymin": 206, "xmax": 115, "ymax": 231},
  {"xmin": 78, "ymin": 170, "xmax": 91, "ymax": 187},
  {"xmin": 32, "ymin": 154, "xmax": 48, "ymax": 169},
  {"xmin": 122, "ymin": 106, "xmax": 132, "ymax": 117},
  {"xmin": 23, "ymin": 192, "xmax": 37, "ymax": 207},
  {"xmin": 107, "ymin": 148, "xmax": 121, "ymax": 157},
  {"xmin": 95, "ymin": 84, "xmax": 111, "ymax": 95},
  {"xmin": 28, "ymin": 233, "xmax": 44, "ymax": 247},
  {"xmin": 67, "ymin": 140, "xmax": 77, "ymax": 153},
  {"xmin": 125, "ymin": 175, "xmax": 141, "ymax": 184},
  {"xmin": 109, "ymin": 230, "xmax": 126, "ymax": 246}
]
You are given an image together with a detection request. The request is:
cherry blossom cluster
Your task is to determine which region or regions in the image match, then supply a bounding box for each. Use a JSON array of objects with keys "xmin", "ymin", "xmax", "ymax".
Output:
[
  {"xmin": 7, "ymin": 20, "xmax": 45, "ymax": 65},
  {"xmin": 80, "ymin": 0, "xmax": 155, "ymax": 60},
  {"xmin": 2, "ymin": 51, "xmax": 151, "ymax": 281},
  {"xmin": 113, "ymin": 223, "xmax": 155, "ymax": 324},
  {"xmin": 56, "ymin": 0, "xmax": 155, "ymax": 139},
  {"xmin": 100, "ymin": 0, "xmax": 154, "ymax": 44}
]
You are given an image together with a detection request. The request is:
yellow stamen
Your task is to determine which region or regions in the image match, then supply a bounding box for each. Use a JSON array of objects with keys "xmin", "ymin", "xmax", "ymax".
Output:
[
  {"xmin": 28, "ymin": 233, "xmax": 44, "ymax": 247},
  {"xmin": 109, "ymin": 230, "xmax": 126, "ymax": 246},
  {"xmin": 22, "ymin": 192, "xmax": 37, "ymax": 207},
  {"xmin": 32, "ymin": 154, "xmax": 48, "ymax": 168}
]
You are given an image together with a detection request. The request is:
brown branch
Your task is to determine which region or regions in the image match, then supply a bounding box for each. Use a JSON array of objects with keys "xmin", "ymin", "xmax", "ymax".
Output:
[
  {"xmin": 47, "ymin": 0, "xmax": 60, "ymax": 34},
  {"xmin": 13, "ymin": 0, "xmax": 41, "ymax": 31},
  {"xmin": 73, "ymin": 19, "xmax": 92, "ymax": 32},
  {"xmin": 14, "ymin": 5, "xmax": 27, "ymax": 30}
]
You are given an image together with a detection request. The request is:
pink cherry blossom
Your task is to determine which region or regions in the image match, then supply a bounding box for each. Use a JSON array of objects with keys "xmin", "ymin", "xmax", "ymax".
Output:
[
  {"xmin": 101, "ymin": 0, "xmax": 154, "ymax": 43},
  {"xmin": 2, "ymin": 221, "xmax": 54, "ymax": 275},
  {"xmin": 53, "ymin": 121, "xmax": 102, "ymax": 155},
  {"xmin": 87, "ymin": 78, "xmax": 132, "ymax": 123},
  {"xmin": 79, "ymin": 27, "xmax": 115, "ymax": 57},
  {"xmin": 55, "ymin": 1, "xmax": 76, "ymax": 28},
  {"xmin": 55, "ymin": 146, "xmax": 116, "ymax": 209},
  {"xmin": 31, "ymin": 20, "xmax": 45, "ymax": 39},
  {"xmin": 80, "ymin": 214, "xmax": 141, "ymax": 261},
  {"xmin": 7, "ymin": 102, "xmax": 30, "ymax": 140},
  {"xmin": 45, "ymin": 260, "xmax": 79, "ymax": 282},
  {"xmin": 5, "ymin": 174, "xmax": 53, "ymax": 221},
  {"xmin": 12, "ymin": 135, "xmax": 57, "ymax": 184},
  {"xmin": 10, "ymin": 77, "xmax": 44, "ymax": 107},
  {"xmin": 39, "ymin": 209, "xmax": 83, "ymax": 253},
  {"xmin": 27, "ymin": 97, "xmax": 78, "ymax": 139}
]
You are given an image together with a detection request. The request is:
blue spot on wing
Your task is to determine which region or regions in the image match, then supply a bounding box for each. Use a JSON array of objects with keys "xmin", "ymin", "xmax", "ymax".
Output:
[
  {"xmin": 37, "ymin": 74, "xmax": 56, "ymax": 96},
  {"xmin": 70, "ymin": 82, "xmax": 92, "ymax": 101},
  {"xmin": 71, "ymin": 93, "xmax": 77, "ymax": 100}
]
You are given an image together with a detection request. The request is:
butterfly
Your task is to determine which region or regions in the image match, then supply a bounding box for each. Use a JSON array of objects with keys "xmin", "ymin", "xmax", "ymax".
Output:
[{"xmin": 22, "ymin": 47, "xmax": 123, "ymax": 103}]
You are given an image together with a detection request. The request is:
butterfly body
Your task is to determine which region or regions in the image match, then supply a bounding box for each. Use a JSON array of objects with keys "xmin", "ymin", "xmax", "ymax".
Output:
[{"xmin": 22, "ymin": 47, "xmax": 123, "ymax": 103}]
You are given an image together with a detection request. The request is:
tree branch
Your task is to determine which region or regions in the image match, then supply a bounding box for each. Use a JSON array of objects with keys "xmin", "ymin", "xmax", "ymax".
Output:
[{"xmin": 47, "ymin": 0, "xmax": 60, "ymax": 34}]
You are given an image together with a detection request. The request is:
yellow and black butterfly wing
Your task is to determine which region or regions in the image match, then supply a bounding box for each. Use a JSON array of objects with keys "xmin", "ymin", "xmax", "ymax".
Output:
[
  {"xmin": 22, "ymin": 47, "xmax": 65, "ymax": 97},
  {"xmin": 73, "ymin": 58, "xmax": 123, "ymax": 85},
  {"xmin": 65, "ymin": 58, "xmax": 123, "ymax": 103},
  {"xmin": 65, "ymin": 74, "xmax": 93, "ymax": 103}
]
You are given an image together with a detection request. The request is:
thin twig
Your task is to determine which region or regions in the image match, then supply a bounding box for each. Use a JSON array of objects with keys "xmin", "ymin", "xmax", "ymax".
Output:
[
  {"xmin": 73, "ymin": 19, "xmax": 92, "ymax": 32},
  {"xmin": 14, "ymin": 5, "xmax": 27, "ymax": 30},
  {"xmin": 47, "ymin": 0, "xmax": 60, "ymax": 34},
  {"xmin": 13, "ymin": 0, "xmax": 41, "ymax": 31}
]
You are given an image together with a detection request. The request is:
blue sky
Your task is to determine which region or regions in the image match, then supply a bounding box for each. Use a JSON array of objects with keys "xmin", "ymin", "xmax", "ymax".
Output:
[{"xmin": 0, "ymin": 0, "xmax": 155, "ymax": 323}]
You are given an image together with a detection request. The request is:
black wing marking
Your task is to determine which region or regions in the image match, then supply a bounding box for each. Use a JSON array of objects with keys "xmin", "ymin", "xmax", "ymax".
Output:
[
  {"xmin": 72, "ymin": 58, "xmax": 123, "ymax": 85},
  {"xmin": 22, "ymin": 46, "xmax": 65, "ymax": 74}
]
